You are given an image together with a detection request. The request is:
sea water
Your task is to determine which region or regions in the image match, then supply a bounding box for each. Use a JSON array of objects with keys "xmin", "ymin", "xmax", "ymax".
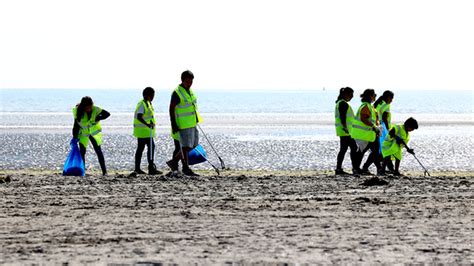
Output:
[{"xmin": 1, "ymin": 89, "xmax": 473, "ymax": 171}]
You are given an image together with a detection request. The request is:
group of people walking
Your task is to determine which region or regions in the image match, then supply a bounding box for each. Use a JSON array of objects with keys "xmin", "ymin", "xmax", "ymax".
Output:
[
  {"xmin": 72, "ymin": 70, "xmax": 201, "ymax": 177},
  {"xmin": 71, "ymin": 70, "xmax": 418, "ymax": 177},
  {"xmin": 335, "ymin": 87, "xmax": 418, "ymax": 176}
]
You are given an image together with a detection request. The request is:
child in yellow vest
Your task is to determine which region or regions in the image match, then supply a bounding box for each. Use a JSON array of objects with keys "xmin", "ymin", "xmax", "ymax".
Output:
[
  {"xmin": 72, "ymin": 96, "xmax": 110, "ymax": 176},
  {"xmin": 381, "ymin": 117, "xmax": 418, "ymax": 176},
  {"xmin": 133, "ymin": 87, "xmax": 162, "ymax": 175}
]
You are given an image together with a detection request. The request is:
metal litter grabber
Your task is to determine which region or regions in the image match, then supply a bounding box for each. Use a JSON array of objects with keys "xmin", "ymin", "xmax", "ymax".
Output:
[
  {"xmin": 197, "ymin": 124, "xmax": 226, "ymax": 170},
  {"xmin": 400, "ymin": 138, "xmax": 430, "ymax": 177}
]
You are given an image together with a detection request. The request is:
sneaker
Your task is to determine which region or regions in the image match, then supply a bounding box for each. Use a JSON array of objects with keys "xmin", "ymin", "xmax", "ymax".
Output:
[
  {"xmin": 393, "ymin": 171, "xmax": 404, "ymax": 177},
  {"xmin": 386, "ymin": 169, "xmax": 395, "ymax": 175},
  {"xmin": 182, "ymin": 169, "xmax": 200, "ymax": 177},
  {"xmin": 360, "ymin": 168, "xmax": 373, "ymax": 175},
  {"xmin": 148, "ymin": 164, "xmax": 163, "ymax": 175},
  {"xmin": 335, "ymin": 169, "xmax": 350, "ymax": 175},
  {"xmin": 166, "ymin": 160, "xmax": 179, "ymax": 171},
  {"xmin": 134, "ymin": 169, "xmax": 146, "ymax": 175}
]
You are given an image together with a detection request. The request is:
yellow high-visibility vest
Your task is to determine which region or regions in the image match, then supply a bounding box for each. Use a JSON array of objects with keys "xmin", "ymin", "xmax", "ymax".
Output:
[
  {"xmin": 376, "ymin": 100, "xmax": 391, "ymax": 128},
  {"xmin": 382, "ymin": 124, "xmax": 410, "ymax": 160},
  {"xmin": 73, "ymin": 106, "xmax": 103, "ymax": 147},
  {"xmin": 133, "ymin": 100, "xmax": 156, "ymax": 138},
  {"xmin": 335, "ymin": 99, "xmax": 355, "ymax": 137},
  {"xmin": 350, "ymin": 102, "xmax": 377, "ymax": 142}
]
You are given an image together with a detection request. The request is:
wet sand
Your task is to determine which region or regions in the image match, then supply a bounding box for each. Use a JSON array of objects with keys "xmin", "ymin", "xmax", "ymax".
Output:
[{"xmin": 1, "ymin": 170, "xmax": 472, "ymax": 264}]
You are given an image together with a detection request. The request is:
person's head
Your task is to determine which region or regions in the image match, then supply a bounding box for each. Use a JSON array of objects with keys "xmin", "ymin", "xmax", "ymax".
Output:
[
  {"xmin": 143, "ymin": 87, "xmax": 155, "ymax": 102},
  {"xmin": 336, "ymin": 87, "xmax": 354, "ymax": 103},
  {"xmin": 360, "ymin": 89, "xmax": 376, "ymax": 103},
  {"xmin": 79, "ymin": 96, "xmax": 93, "ymax": 112},
  {"xmin": 181, "ymin": 70, "xmax": 194, "ymax": 89},
  {"xmin": 76, "ymin": 96, "xmax": 93, "ymax": 119},
  {"xmin": 374, "ymin": 90, "xmax": 394, "ymax": 107},
  {"xmin": 404, "ymin": 117, "xmax": 419, "ymax": 132},
  {"xmin": 383, "ymin": 90, "xmax": 394, "ymax": 104}
]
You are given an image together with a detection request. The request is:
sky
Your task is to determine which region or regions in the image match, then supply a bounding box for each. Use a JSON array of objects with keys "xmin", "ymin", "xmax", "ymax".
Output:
[{"xmin": 0, "ymin": 0, "xmax": 473, "ymax": 91}]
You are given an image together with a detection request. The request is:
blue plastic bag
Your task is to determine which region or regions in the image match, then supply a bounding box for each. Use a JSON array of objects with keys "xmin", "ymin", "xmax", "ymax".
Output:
[
  {"xmin": 63, "ymin": 139, "xmax": 85, "ymax": 176},
  {"xmin": 378, "ymin": 122, "xmax": 388, "ymax": 154},
  {"xmin": 188, "ymin": 144, "xmax": 207, "ymax": 165}
]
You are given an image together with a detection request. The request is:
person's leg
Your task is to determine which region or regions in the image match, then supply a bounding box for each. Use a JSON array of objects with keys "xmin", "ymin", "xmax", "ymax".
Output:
[
  {"xmin": 386, "ymin": 159, "xmax": 395, "ymax": 172},
  {"xmin": 79, "ymin": 143, "xmax": 87, "ymax": 167},
  {"xmin": 90, "ymin": 137, "xmax": 107, "ymax": 175},
  {"xmin": 166, "ymin": 140, "xmax": 181, "ymax": 171},
  {"xmin": 348, "ymin": 138, "xmax": 359, "ymax": 172},
  {"xmin": 394, "ymin": 159, "xmax": 401, "ymax": 174},
  {"xmin": 135, "ymin": 138, "xmax": 147, "ymax": 172},
  {"xmin": 180, "ymin": 127, "xmax": 199, "ymax": 176},
  {"xmin": 336, "ymin": 136, "xmax": 350, "ymax": 172}
]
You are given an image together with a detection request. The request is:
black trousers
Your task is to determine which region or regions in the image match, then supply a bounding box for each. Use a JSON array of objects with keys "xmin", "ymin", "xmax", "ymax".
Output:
[
  {"xmin": 79, "ymin": 137, "xmax": 106, "ymax": 174},
  {"xmin": 360, "ymin": 140, "xmax": 381, "ymax": 170},
  {"xmin": 135, "ymin": 137, "xmax": 155, "ymax": 170},
  {"xmin": 336, "ymin": 136, "xmax": 358, "ymax": 170}
]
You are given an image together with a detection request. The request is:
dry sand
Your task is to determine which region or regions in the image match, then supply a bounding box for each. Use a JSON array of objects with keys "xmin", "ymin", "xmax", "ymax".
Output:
[{"xmin": 0, "ymin": 170, "xmax": 473, "ymax": 264}]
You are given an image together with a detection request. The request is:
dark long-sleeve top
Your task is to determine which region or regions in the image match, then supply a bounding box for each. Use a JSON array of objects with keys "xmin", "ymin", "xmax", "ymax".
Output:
[
  {"xmin": 338, "ymin": 101, "xmax": 349, "ymax": 126},
  {"xmin": 72, "ymin": 109, "xmax": 110, "ymax": 138}
]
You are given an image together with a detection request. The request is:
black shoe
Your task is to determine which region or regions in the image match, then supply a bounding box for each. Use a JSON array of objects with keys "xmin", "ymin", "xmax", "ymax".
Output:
[
  {"xmin": 377, "ymin": 169, "xmax": 386, "ymax": 176},
  {"xmin": 386, "ymin": 169, "xmax": 395, "ymax": 175},
  {"xmin": 335, "ymin": 169, "xmax": 350, "ymax": 175},
  {"xmin": 393, "ymin": 171, "xmax": 404, "ymax": 177},
  {"xmin": 134, "ymin": 169, "xmax": 146, "ymax": 174},
  {"xmin": 360, "ymin": 169, "xmax": 373, "ymax": 175},
  {"xmin": 352, "ymin": 168, "xmax": 361, "ymax": 177},
  {"xmin": 182, "ymin": 169, "xmax": 200, "ymax": 177},
  {"xmin": 166, "ymin": 160, "xmax": 178, "ymax": 171},
  {"xmin": 148, "ymin": 164, "xmax": 163, "ymax": 175}
]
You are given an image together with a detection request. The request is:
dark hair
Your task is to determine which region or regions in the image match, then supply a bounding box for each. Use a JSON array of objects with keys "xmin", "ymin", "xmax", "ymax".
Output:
[
  {"xmin": 360, "ymin": 89, "xmax": 376, "ymax": 103},
  {"xmin": 76, "ymin": 96, "xmax": 93, "ymax": 120},
  {"xmin": 181, "ymin": 70, "xmax": 194, "ymax": 81},
  {"xmin": 404, "ymin": 117, "xmax": 418, "ymax": 130},
  {"xmin": 335, "ymin": 87, "xmax": 354, "ymax": 103},
  {"xmin": 143, "ymin": 87, "xmax": 155, "ymax": 98},
  {"xmin": 374, "ymin": 90, "xmax": 394, "ymax": 108}
]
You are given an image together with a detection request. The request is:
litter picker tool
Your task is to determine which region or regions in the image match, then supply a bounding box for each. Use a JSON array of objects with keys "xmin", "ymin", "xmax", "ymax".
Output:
[
  {"xmin": 399, "ymin": 138, "xmax": 430, "ymax": 177},
  {"xmin": 197, "ymin": 124, "xmax": 226, "ymax": 170}
]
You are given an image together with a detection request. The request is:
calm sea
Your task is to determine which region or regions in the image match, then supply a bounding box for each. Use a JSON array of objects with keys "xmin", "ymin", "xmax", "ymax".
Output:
[{"xmin": 1, "ymin": 89, "xmax": 472, "ymax": 114}]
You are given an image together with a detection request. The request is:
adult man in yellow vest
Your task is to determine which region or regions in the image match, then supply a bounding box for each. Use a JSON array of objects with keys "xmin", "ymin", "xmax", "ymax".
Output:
[
  {"xmin": 166, "ymin": 70, "xmax": 201, "ymax": 177},
  {"xmin": 133, "ymin": 87, "xmax": 162, "ymax": 175}
]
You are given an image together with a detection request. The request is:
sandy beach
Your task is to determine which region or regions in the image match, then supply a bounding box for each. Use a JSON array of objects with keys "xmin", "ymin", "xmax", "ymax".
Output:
[{"xmin": 1, "ymin": 170, "xmax": 472, "ymax": 264}]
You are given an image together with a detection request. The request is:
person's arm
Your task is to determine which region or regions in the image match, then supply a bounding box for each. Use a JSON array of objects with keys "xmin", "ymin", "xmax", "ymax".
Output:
[
  {"xmin": 72, "ymin": 120, "xmax": 80, "ymax": 139},
  {"xmin": 360, "ymin": 106, "xmax": 374, "ymax": 127},
  {"xmin": 338, "ymin": 101, "xmax": 349, "ymax": 132},
  {"xmin": 169, "ymin": 92, "xmax": 180, "ymax": 133},
  {"xmin": 95, "ymin": 109, "xmax": 110, "ymax": 122},
  {"xmin": 136, "ymin": 102, "xmax": 153, "ymax": 128},
  {"xmin": 382, "ymin": 111, "xmax": 390, "ymax": 128}
]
